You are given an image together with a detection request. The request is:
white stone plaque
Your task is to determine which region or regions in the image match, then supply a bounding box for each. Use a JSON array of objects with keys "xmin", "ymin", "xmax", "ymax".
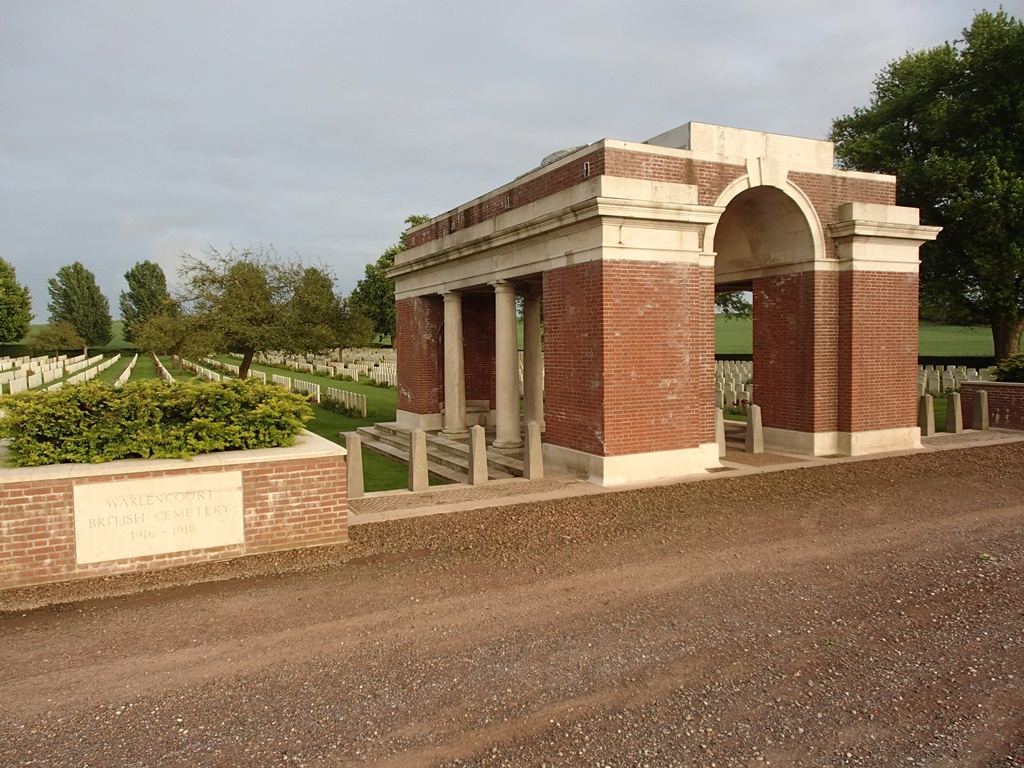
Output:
[{"xmin": 74, "ymin": 472, "xmax": 245, "ymax": 564}]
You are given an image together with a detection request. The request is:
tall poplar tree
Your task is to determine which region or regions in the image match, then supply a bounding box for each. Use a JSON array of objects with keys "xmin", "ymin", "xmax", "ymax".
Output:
[
  {"xmin": 47, "ymin": 261, "xmax": 113, "ymax": 350},
  {"xmin": 120, "ymin": 260, "xmax": 171, "ymax": 343},
  {"xmin": 0, "ymin": 256, "xmax": 32, "ymax": 343}
]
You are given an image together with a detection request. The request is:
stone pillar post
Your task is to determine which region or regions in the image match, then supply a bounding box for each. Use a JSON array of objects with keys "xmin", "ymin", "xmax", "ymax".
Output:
[
  {"xmin": 442, "ymin": 291, "xmax": 468, "ymax": 438},
  {"xmin": 522, "ymin": 292, "xmax": 545, "ymax": 431},
  {"xmin": 492, "ymin": 280, "xmax": 523, "ymax": 450},
  {"xmin": 344, "ymin": 432, "xmax": 363, "ymax": 499}
]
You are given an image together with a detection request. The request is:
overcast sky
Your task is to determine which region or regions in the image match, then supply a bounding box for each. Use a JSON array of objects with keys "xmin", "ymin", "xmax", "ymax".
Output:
[{"xmin": 1, "ymin": 0, "xmax": 1016, "ymax": 321}]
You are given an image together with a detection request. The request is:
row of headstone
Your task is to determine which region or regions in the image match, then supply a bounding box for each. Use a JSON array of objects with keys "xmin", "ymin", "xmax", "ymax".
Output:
[
  {"xmin": 716, "ymin": 360, "xmax": 754, "ymax": 412},
  {"xmin": 325, "ymin": 387, "xmax": 368, "ymax": 417},
  {"xmin": 205, "ymin": 358, "xmax": 240, "ymax": 377},
  {"xmin": 368, "ymin": 369, "xmax": 397, "ymax": 387},
  {"xmin": 0, "ymin": 352, "xmax": 90, "ymax": 393},
  {"xmin": 152, "ymin": 355, "xmax": 175, "ymax": 382},
  {"xmin": 178, "ymin": 358, "xmax": 221, "ymax": 382},
  {"xmin": 292, "ymin": 379, "xmax": 321, "ymax": 402},
  {"xmin": 59, "ymin": 353, "xmax": 118, "ymax": 388},
  {"xmin": 114, "ymin": 354, "xmax": 139, "ymax": 387},
  {"xmin": 918, "ymin": 364, "xmax": 997, "ymax": 395}
]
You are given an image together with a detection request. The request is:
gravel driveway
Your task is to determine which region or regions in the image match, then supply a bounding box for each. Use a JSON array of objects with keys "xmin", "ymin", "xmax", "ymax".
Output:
[{"xmin": 2, "ymin": 442, "xmax": 1023, "ymax": 767}]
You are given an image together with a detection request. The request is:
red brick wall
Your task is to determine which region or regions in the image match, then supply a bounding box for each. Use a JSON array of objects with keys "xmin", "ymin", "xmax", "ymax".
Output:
[
  {"xmin": 396, "ymin": 295, "xmax": 443, "ymax": 415},
  {"xmin": 754, "ymin": 272, "xmax": 839, "ymax": 434},
  {"xmin": 837, "ymin": 271, "xmax": 919, "ymax": 432},
  {"xmin": 960, "ymin": 382, "xmax": 1024, "ymax": 431},
  {"xmin": 461, "ymin": 294, "xmax": 496, "ymax": 407},
  {"xmin": 0, "ymin": 452, "xmax": 347, "ymax": 590},
  {"xmin": 787, "ymin": 172, "xmax": 897, "ymax": 259},
  {"xmin": 544, "ymin": 260, "xmax": 715, "ymax": 457},
  {"xmin": 407, "ymin": 146, "xmax": 747, "ymax": 249},
  {"xmin": 544, "ymin": 262, "xmax": 605, "ymax": 455}
]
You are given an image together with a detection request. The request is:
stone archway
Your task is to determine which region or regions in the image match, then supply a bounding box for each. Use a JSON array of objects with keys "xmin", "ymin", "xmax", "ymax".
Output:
[
  {"xmin": 709, "ymin": 184, "xmax": 827, "ymax": 450},
  {"xmin": 389, "ymin": 121, "xmax": 940, "ymax": 485}
]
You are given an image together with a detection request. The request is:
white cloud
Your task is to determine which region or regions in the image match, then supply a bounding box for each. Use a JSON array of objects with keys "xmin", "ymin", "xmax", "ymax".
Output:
[{"xmin": 0, "ymin": 0, "xmax": 1011, "ymax": 313}]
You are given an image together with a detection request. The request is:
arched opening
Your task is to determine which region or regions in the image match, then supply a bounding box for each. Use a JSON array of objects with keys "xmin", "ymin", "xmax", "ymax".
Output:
[{"xmin": 709, "ymin": 184, "xmax": 821, "ymax": 448}]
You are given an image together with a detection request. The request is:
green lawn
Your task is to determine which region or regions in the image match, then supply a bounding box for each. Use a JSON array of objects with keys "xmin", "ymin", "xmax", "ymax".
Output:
[{"xmin": 715, "ymin": 317, "xmax": 994, "ymax": 358}]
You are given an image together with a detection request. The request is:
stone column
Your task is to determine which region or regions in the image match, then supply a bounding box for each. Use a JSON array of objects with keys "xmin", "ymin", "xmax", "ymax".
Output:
[
  {"xmin": 522, "ymin": 292, "xmax": 545, "ymax": 431},
  {"xmin": 442, "ymin": 291, "xmax": 468, "ymax": 438},
  {"xmin": 492, "ymin": 280, "xmax": 523, "ymax": 450}
]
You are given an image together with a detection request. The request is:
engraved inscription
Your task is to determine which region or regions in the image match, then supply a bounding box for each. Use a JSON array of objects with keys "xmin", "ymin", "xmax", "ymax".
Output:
[{"xmin": 74, "ymin": 473, "xmax": 245, "ymax": 564}]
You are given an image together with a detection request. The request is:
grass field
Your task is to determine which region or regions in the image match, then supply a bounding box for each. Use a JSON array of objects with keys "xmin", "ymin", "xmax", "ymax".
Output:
[
  {"xmin": 714, "ymin": 317, "xmax": 995, "ymax": 358},
  {"xmin": 7, "ymin": 319, "xmax": 998, "ymax": 359}
]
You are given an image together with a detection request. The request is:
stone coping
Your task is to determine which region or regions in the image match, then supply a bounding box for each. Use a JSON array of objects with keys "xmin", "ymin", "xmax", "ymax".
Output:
[{"xmin": 0, "ymin": 430, "xmax": 345, "ymax": 485}]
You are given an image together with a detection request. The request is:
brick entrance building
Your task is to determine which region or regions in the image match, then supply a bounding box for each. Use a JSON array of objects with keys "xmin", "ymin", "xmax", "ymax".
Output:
[{"xmin": 388, "ymin": 122, "xmax": 940, "ymax": 485}]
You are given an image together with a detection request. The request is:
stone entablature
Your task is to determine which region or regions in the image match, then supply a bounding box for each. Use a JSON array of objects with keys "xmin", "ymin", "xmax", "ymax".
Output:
[
  {"xmin": 390, "ymin": 122, "xmax": 941, "ymax": 486},
  {"xmin": 0, "ymin": 432, "xmax": 347, "ymax": 590}
]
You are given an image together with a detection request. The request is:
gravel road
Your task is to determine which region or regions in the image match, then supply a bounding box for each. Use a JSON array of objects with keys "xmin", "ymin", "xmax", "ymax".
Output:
[{"xmin": 2, "ymin": 442, "xmax": 1023, "ymax": 767}]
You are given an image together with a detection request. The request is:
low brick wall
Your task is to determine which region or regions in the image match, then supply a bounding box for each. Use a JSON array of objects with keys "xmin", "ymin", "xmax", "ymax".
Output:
[
  {"xmin": 0, "ymin": 431, "xmax": 347, "ymax": 590},
  {"xmin": 960, "ymin": 381, "xmax": 1024, "ymax": 431}
]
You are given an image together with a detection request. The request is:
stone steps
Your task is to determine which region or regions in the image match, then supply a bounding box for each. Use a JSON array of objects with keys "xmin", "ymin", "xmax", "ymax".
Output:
[{"xmin": 356, "ymin": 422, "xmax": 523, "ymax": 483}]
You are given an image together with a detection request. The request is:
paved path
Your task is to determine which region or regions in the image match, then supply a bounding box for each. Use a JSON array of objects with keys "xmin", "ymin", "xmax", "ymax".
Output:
[{"xmin": 349, "ymin": 427, "xmax": 1024, "ymax": 524}]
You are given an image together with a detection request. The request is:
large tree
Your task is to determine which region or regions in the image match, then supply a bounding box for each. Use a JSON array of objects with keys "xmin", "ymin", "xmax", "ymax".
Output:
[
  {"xmin": 179, "ymin": 246, "xmax": 348, "ymax": 378},
  {"xmin": 0, "ymin": 256, "xmax": 32, "ymax": 343},
  {"xmin": 132, "ymin": 311, "xmax": 214, "ymax": 373},
  {"xmin": 120, "ymin": 260, "xmax": 172, "ymax": 343},
  {"xmin": 47, "ymin": 261, "xmax": 113, "ymax": 349},
  {"xmin": 830, "ymin": 9, "xmax": 1024, "ymax": 360},
  {"xmin": 26, "ymin": 321, "xmax": 84, "ymax": 358},
  {"xmin": 350, "ymin": 214, "xmax": 430, "ymax": 342}
]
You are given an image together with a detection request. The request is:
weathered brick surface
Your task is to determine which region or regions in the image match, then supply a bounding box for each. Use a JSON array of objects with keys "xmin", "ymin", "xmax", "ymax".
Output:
[
  {"xmin": 406, "ymin": 146, "xmax": 748, "ymax": 249},
  {"xmin": 753, "ymin": 271, "xmax": 839, "ymax": 434},
  {"xmin": 544, "ymin": 260, "xmax": 714, "ymax": 457},
  {"xmin": 462, "ymin": 294, "xmax": 496, "ymax": 408},
  {"xmin": 396, "ymin": 295, "xmax": 443, "ymax": 414},
  {"xmin": 837, "ymin": 271, "xmax": 919, "ymax": 432},
  {"xmin": 788, "ymin": 172, "xmax": 897, "ymax": 259},
  {"xmin": 960, "ymin": 382, "xmax": 1024, "ymax": 431},
  {"xmin": 0, "ymin": 454, "xmax": 347, "ymax": 590}
]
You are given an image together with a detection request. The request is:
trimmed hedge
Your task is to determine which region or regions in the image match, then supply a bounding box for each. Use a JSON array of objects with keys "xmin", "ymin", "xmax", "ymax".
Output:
[
  {"xmin": 0, "ymin": 378, "xmax": 314, "ymax": 467},
  {"xmin": 994, "ymin": 353, "xmax": 1024, "ymax": 383}
]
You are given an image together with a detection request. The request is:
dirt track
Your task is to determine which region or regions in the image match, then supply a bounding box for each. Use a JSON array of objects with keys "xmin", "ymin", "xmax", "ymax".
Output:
[{"xmin": 2, "ymin": 443, "xmax": 1024, "ymax": 767}]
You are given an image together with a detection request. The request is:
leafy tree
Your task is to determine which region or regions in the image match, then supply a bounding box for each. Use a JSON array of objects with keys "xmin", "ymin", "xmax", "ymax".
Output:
[
  {"xmin": 351, "ymin": 214, "xmax": 429, "ymax": 342},
  {"xmin": 26, "ymin": 321, "xmax": 84, "ymax": 358},
  {"xmin": 714, "ymin": 291, "xmax": 752, "ymax": 319},
  {"xmin": 0, "ymin": 256, "xmax": 32, "ymax": 343},
  {"xmin": 47, "ymin": 262, "xmax": 113, "ymax": 349},
  {"xmin": 132, "ymin": 311, "xmax": 214, "ymax": 373},
  {"xmin": 830, "ymin": 9, "xmax": 1024, "ymax": 360},
  {"xmin": 179, "ymin": 246, "xmax": 350, "ymax": 378},
  {"xmin": 120, "ymin": 261, "xmax": 172, "ymax": 343},
  {"xmin": 287, "ymin": 267, "xmax": 374, "ymax": 355},
  {"xmin": 335, "ymin": 297, "xmax": 374, "ymax": 353}
]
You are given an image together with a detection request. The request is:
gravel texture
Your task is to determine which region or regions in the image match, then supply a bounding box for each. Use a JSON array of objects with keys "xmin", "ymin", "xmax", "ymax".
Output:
[{"xmin": 2, "ymin": 442, "xmax": 1024, "ymax": 766}]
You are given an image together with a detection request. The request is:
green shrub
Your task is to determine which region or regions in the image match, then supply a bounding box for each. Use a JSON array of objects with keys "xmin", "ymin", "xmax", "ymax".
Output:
[
  {"xmin": 0, "ymin": 378, "xmax": 313, "ymax": 467},
  {"xmin": 994, "ymin": 353, "xmax": 1024, "ymax": 383}
]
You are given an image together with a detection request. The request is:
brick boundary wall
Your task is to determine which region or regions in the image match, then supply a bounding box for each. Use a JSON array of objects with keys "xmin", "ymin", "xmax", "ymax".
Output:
[
  {"xmin": 0, "ymin": 432, "xmax": 347, "ymax": 591},
  {"xmin": 959, "ymin": 382, "xmax": 1024, "ymax": 431}
]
